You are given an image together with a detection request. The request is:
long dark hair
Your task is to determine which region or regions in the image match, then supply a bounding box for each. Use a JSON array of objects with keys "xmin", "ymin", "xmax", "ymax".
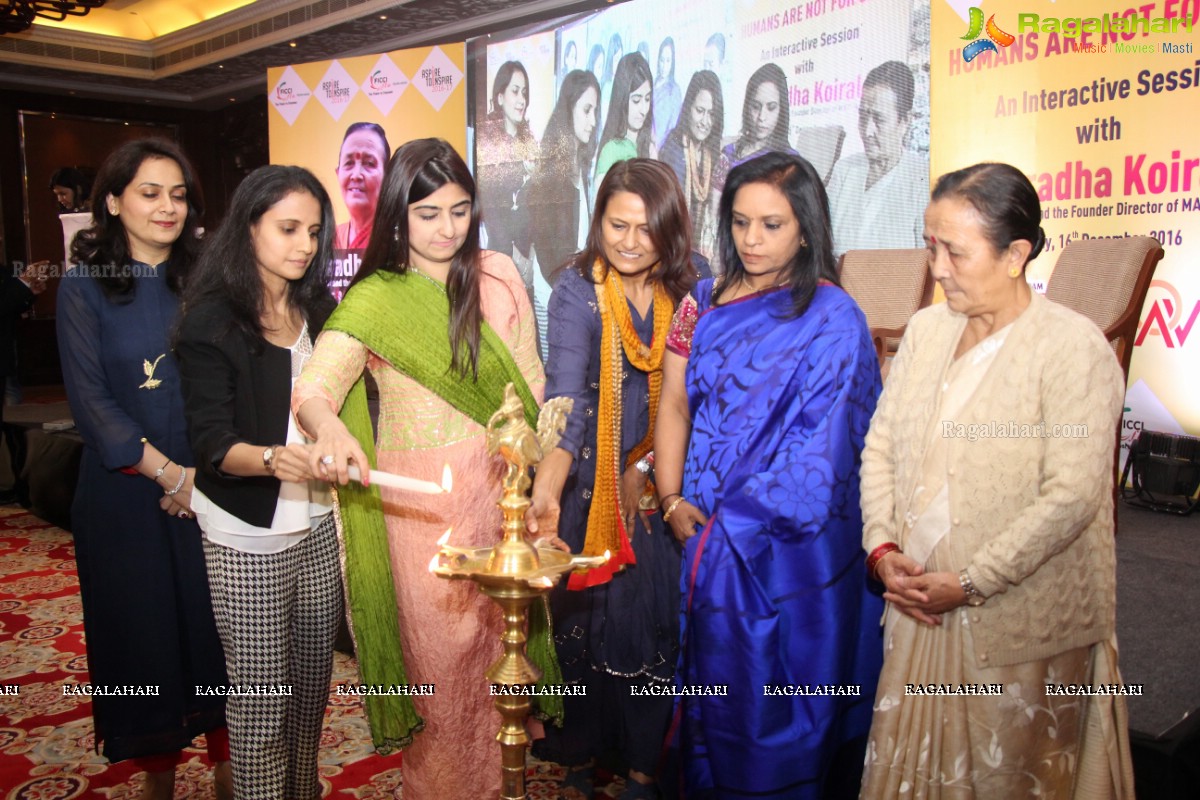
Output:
[
  {"xmin": 183, "ymin": 166, "xmax": 334, "ymax": 347},
  {"xmin": 539, "ymin": 70, "xmax": 601, "ymax": 182},
  {"xmin": 49, "ymin": 166, "xmax": 93, "ymax": 211},
  {"xmin": 714, "ymin": 152, "xmax": 838, "ymax": 317},
  {"xmin": 587, "ymin": 44, "xmax": 605, "ymax": 78},
  {"xmin": 602, "ymin": 33, "xmax": 623, "ymax": 85},
  {"xmin": 353, "ymin": 138, "xmax": 485, "ymax": 378},
  {"xmin": 738, "ymin": 63, "xmax": 791, "ymax": 158},
  {"xmin": 931, "ymin": 163, "xmax": 1046, "ymax": 267},
  {"xmin": 71, "ymin": 138, "xmax": 203, "ymax": 300},
  {"xmin": 665, "ymin": 70, "xmax": 723, "ymax": 157},
  {"xmin": 488, "ymin": 61, "xmax": 534, "ymax": 142},
  {"xmin": 597, "ymin": 53, "xmax": 654, "ymax": 160},
  {"xmin": 576, "ymin": 158, "xmax": 695, "ymax": 304}
]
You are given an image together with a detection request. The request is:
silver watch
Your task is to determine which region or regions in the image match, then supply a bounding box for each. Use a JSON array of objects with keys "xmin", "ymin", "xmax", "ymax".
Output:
[{"xmin": 959, "ymin": 569, "xmax": 985, "ymax": 607}]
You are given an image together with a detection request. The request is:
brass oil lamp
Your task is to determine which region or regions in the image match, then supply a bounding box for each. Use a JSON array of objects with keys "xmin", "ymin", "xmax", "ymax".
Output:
[{"xmin": 430, "ymin": 385, "xmax": 608, "ymax": 799}]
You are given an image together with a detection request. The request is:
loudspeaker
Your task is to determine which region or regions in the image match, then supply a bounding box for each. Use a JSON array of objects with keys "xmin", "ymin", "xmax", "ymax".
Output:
[
  {"xmin": 1121, "ymin": 431, "xmax": 1200, "ymax": 515},
  {"xmin": 1131, "ymin": 710, "xmax": 1200, "ymax": 800}
]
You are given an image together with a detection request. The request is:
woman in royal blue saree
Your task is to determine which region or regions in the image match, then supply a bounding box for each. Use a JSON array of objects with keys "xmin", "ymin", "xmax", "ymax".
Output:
[{"xmin": 655, "ymin": 152, "xmax": 884, "ymax": 799}]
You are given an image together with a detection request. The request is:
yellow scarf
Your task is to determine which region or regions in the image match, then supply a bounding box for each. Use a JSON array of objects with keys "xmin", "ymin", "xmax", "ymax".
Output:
[{"xmin": 569, "ymin": 259, "xmax": 673, "ymax": 590}]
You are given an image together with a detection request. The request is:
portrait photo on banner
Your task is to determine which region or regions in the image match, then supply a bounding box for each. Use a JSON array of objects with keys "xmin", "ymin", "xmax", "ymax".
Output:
[
  {"xmin": 268, "ymin": 44, "xmax": 467, "ymax": 299},
  {"xmin": 470, "ymin": 0, "xmax": 931, "ymax": 348}
]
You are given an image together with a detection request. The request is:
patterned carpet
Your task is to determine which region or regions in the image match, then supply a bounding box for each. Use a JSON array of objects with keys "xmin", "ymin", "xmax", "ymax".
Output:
[{"xmin": 0, "ymin": 505, "xmax": 575, "ymax": 799}]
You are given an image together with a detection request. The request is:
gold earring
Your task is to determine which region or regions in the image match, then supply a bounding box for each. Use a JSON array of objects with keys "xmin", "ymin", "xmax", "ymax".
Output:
[{"xmin": 1008, "ymin": 266, "xmax": 1020, "ymax": 278}]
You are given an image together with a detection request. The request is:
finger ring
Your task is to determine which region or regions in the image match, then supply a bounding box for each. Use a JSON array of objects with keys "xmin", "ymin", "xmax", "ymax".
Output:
[
  {"xmin": 321, "ymin": 454, "xmax": 335, "ymax": 466},
  {"xmin": 177, "ymin": 511, "xmax": 189, "ymax": 519}
]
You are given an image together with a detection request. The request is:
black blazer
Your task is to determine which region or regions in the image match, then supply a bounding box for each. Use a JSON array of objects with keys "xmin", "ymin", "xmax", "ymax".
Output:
[
  {"xmin": 176, "ymin": 293, "xmax": 335, "ymax": 528},
  {"xmin": 525, "ymin": 168, "xmax": 587, "ymax": 282}
]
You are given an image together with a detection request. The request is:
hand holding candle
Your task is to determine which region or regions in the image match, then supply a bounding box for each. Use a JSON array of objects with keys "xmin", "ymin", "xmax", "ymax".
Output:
[{"xmin": 346, "ymin": 463, "xmax": 452, "ymax": 495}]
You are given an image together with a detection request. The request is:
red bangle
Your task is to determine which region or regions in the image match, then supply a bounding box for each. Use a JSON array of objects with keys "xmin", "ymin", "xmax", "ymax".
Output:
[
  {"xmin": 119, "ymin": 467, "xmax": 139, "ymax": 475},
  {"xmin": 866, "ymin": 542, "xmax": 901, "ymax": 581}
]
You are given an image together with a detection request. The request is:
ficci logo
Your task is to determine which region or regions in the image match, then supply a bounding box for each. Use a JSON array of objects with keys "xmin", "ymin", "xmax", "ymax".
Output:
[
  {"xmin": 961, "ymin": 6, "xmax": 1014, "ymax": 63},
  {"xmin": 1136, "ymin": 279, "xmax": 1200, "ymax": 349},
  {"xmin": 276, "ymin": 82, "xmax": 293, "ymax": 99},
  {"xmin": 369, "ymin": 71, "xmax": 389, "ymax": 90},
  {"xmin": 1121, "ymin": 406, "xmax": 1144, "ymax": 447}
]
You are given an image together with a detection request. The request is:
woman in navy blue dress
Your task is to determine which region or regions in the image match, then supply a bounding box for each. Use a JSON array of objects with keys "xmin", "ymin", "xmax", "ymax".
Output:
[
  {"xmin": 528, "ymin": 158, "xmax": 695, "ymax": 800},
  {"xmin": 56, "ymin": 139, "xmax": 229, "ymax": 800}
]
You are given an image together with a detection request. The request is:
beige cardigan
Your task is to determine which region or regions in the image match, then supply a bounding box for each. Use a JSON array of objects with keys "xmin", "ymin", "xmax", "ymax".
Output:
[{"xmin": 861, "ymin": 292, "xmax": 1125, "ymax": 668}]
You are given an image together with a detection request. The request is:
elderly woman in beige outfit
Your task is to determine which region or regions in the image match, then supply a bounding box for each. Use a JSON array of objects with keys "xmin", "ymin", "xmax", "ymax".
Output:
[{"xmin": 858, "ymin": 162, "xmax": 1135, "ymax": 799}]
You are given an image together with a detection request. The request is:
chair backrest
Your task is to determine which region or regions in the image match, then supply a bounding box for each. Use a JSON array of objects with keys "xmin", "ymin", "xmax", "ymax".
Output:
[
  {"xmin": 793, "ymin": 125, "xmax": 846, "ymax": 183},
  {"xmin": 839, "ymin": 247, "xmax": 934, "ymax": 354},
  {"xmin": 1044, "ymin": 236, "xmax": 1163, "ymax": 378}
]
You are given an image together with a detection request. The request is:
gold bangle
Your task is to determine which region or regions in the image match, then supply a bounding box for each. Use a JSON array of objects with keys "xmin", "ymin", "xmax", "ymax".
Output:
[{"xmin": 662, "ymin": 496, "xmax": 686, "ymax": 522}]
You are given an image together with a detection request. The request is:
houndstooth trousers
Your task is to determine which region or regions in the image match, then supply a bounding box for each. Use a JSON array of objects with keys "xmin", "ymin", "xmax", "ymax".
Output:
[{"xmin": 203, "ymin": 513, "xmax": 341, "ymax": 800}]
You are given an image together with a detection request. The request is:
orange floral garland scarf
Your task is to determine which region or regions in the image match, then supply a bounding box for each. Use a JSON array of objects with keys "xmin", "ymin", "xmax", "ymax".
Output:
[{"xmin": 568, "ymin": 259, "xmax": 673, "ymax": 590}]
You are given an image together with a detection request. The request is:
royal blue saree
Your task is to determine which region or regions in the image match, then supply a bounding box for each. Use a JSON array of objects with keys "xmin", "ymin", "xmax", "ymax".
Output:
[{"xmin": 670, "ymin": 280, "xmax": 884, "ymax": 799}]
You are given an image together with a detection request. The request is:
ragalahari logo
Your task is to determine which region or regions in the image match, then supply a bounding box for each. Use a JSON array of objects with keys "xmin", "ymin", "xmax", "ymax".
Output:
[{"xmin": 961, "ymin": 7, "xmax": 1015, "ymax": 63}]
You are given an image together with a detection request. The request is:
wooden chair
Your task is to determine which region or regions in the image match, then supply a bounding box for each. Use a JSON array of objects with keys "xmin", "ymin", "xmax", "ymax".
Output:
[
  {"xmin": 1043, "ymin": 236, "xmax": 1164, "ymax": 380},
  {"xmin": 1044, "ymin": 235, "xmax": 1164, "ymax": 518},
  {"xmin": 838, "ymin": 248, "xmax": 935, "ymax": 373}
]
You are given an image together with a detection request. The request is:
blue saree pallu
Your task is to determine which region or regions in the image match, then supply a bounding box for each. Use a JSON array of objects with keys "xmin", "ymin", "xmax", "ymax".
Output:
[{"xmin": 673, "ymin": 281, "xmax": 885, "ymax": 799}]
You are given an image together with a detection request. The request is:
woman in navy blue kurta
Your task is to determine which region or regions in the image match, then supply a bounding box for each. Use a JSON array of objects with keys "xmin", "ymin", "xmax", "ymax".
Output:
[
  {"xmin": 529, "ymin": 159, "xmax": 695, "ymax": 799},
  {"xmin": 56, "ymin": 139, "xmax": 228, "ymax": 796}
]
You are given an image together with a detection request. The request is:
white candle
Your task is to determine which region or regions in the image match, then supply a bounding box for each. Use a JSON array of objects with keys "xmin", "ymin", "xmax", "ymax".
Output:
[{"xmin": 347, "ymin": 465, "xmax": 447, "ymax": 495}]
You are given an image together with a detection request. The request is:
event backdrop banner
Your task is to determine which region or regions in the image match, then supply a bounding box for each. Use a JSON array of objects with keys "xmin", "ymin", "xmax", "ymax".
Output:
[
  {"xmin": 929, "ymin": 0, "xmax": 1200, "ymax": 458},
  {"xmin": 473, "ymin": 0, "xmax": 928, "ymax": 351},
  {"xmin": 268, "ymin": 44, "xmax": 467, "ymax": 298}
]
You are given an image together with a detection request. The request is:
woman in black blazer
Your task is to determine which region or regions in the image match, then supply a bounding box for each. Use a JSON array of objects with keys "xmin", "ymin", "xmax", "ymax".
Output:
[{"xmin": 176, "ymin": 165, "xmax": 338, "ymax": 800}]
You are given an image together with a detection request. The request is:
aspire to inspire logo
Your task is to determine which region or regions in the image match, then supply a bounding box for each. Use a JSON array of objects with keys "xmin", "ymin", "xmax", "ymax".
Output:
[{"xmin": 960, "ymin": 7, "xmax": 1015, "ymax": 63}]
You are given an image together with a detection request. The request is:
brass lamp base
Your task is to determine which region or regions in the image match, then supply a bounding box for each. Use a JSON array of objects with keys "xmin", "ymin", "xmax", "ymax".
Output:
[{"xmin": 431, "ymin": 386, "xmax": 606, "ymax": 799}]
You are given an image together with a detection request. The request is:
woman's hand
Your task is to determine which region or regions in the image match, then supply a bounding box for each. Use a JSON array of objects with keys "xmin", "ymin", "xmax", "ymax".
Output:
[
  {"xmin": 159, "ymin": 466, "xmax": 195, "ymax": 519},
  {"xmin": 526, "ymin": 447, "xmax": 572, "ymax": 549},
  {"xmin": 620, "ymin": 464, "xmax": 649, "ymax": 533},
  {"xmin": 878, "ymin": 553, "xmax": 968, "ymax": 625},
  {"xmin": 531, "ymin": 534, "xmax": 572, "ymax": 553},
  {"xmin": 160, "ymin": 494, "xmax": 187, "ymax": 518},
  {"xmin": 273, "ymin": 443, "xmax": 317, "ymax": 483},
  {"xmin": 526, "ymin": 488, "xmax": 561, "ymax": 539},
  {"xmin": 526, "ymin": 486, "xmax": 569, "ymax": 551},
  {"xmin": 309, "ymin": 418, "xmax": 370, "ymax": 486},
  {"xmin": 903, "ymin": 571, "xmax": 970, "ymax": 617},
  {"xmin": 20, "ymin": 260, "xmax": 50, "ymax": 295},
  {"xmin": 666, "ymin": 498, "xmax": 707, "ymax": 543},
  {"xmin": 878, "ymin": 551, "xmax": 937, "ymax": 624}
]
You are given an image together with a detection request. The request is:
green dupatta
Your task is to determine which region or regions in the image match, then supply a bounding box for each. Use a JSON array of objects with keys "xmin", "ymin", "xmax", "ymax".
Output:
[{"xmin": 323, "ymin": 269, "xmax": 562, "ymax": 752}]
